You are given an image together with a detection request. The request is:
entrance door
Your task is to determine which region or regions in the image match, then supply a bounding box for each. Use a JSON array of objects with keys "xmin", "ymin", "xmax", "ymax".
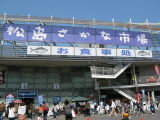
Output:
[{"xmin": 21, "ymin": 98, "xmax": 34, "ymax": 104}]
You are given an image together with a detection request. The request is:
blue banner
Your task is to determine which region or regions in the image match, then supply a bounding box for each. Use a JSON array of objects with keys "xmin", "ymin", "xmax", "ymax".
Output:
[
  {"xmin": 141, "ymin": 89, "xmax": 146, "ymax": 102},
  {"xmin": 133, "ymin": 32, "xmax": 151, "ymax": 46},
  {"xmin": 52, "ymin": 26, "xmax": 74, "ymax": 43},
  {"xmin": 17, "ymin": 90, "xmax": 38, "ymax": 98},
  {"xmin": 4, "ymin": 24, "xmax": 28, "ymax": 41},
  {"xmin": 74, "ymin": 27, "xmax": 95, "ymax": 43},
  {"xmin": 115, "ymin": 30, "xmax": 134, "ymax": 46},
  {"xmin": 38, "ymin": 96, "xmax": 43, "ymax": 106},
  {"xmin": 3, "ymin": 24, "xmax": 152, "ymax": 46},
  {"xmin": 96, "ymin": 29, "xmax": 115, "ymax": 44},
  {"xmin": 28, "ymin": 25, "xmax": 52, "ymax": 42}
]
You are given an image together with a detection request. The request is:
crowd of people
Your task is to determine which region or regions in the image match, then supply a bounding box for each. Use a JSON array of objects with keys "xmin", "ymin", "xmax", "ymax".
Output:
[
  {"xmin": 0, "ymin": 95, "xmax": 160, "ymax": 120},
  {"xmin": 88, "ymin": 97, "xmax": 160, "ymax": 119}
]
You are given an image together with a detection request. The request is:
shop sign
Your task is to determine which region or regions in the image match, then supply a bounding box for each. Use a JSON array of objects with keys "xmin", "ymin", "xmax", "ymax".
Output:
[{"xmin": 17, "ymin": 90, "xmax": 38, "ymax": 98}]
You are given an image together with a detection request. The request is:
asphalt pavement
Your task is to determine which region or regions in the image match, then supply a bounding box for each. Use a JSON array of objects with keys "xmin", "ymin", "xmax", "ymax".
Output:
[
  {"xmin": 2, "ymin": 110, "xmax": 160, "ymax": 120},
  {"xmin": 48, "ymin": 110, "xmax": 160, "ymax": 120}
]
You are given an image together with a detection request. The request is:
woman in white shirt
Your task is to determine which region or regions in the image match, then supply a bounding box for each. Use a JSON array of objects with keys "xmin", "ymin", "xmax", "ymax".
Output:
[
  {"xmin": 8, "ymin": 102, "xmax": 16, "ymax": 120},
  {"xmin": 109, "ymin": 99, "xmax": 117, "ymax": 116}
]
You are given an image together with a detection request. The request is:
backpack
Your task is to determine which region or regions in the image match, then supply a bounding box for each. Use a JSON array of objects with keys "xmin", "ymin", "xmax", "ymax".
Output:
[{"xmin": 43, "ymin": 106, "xmax": 49, "ymax": 111}]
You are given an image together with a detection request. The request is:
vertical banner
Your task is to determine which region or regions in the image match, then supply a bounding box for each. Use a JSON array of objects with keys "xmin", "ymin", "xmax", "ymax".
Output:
[
  {"xmin": 154, "ymin": 64, "xmax": 160, "ymax": 75},
  {"xmin": 141, "ymin": 89, "xmax": 146, "ymax": 102},
  {"xmin": 38, "ymin": 96, "xmax": 43, "ymax": 106},
  {"xmin": 147, "ymin": 92, "xmax": 151, "ymax": 105},
  {"xmin": 136, "ymin": 93, "xmax": 141, "ymax": 104},
  {"xmin": 151, "ymin": 91, "xmax": 155, "ymax": 102}
]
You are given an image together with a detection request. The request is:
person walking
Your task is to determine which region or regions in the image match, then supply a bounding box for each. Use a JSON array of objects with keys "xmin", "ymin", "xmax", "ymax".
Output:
[
  {"xmin": 136, "ymin": 100, "xmax": 145, "ymax": 116},
  {"xmin": 8, "ymin": 102, "xmax": 16, "ymax": 120},
  {"xmin": 109, "ymin": 99, "xmax": 117, "ymax": 116},
  {"xmin": 63, "ymin": 99, "xmax": 72, "ymax": 120},
  {"xmin": 42, "ymin": 102, "xmax": 49, "ymax": 120},
  {"xmin": 52, "ymin": 103, "xmax": 58, "ymax": 120},
  {"xmin": 0, "ymin": 102, "xmax": 5, "ymax": 120},
  {"xmin": 150, "ymin": 98, "xmax": 155, "ymax": 114},
  {"xmin": 130, "ymin": 99, "xmax": 134, "ymax": 114},
  {"xmin": 28, "ymin": 103, "xmax": 34, "ymax": 120}
]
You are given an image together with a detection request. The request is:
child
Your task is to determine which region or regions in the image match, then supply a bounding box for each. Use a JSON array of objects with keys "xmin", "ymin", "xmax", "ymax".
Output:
[{"xmin": 122, "ymin": 112, "xmax": 129, "ymax": 120}]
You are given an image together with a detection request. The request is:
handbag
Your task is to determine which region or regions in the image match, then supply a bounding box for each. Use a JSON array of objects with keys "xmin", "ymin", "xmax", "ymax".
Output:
[{"xmin": 71, "ymin": 109, "xmax": 76, "ymax": 118}]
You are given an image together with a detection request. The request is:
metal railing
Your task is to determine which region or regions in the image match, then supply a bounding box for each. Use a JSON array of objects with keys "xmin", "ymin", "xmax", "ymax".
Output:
[
  {"xmin": 111, "ymin": 82, "xmax": 137, "ymax": 101},
  {"xmin": 137, "ymin": 75, "xmax": 160, "ymax": 84},
  {"xmin": 0, "ymin": 45, "xmax": 27, "ymax": 57},
  {"xmin": 90, "ymin": 63, "xmax": 129, "ymax": 76},
  {"xmin": 90, "ymin": 66, "xmax": 115, "ymax": 75},
  {"xmin": 1, "ymin": 14, "xmax": 160, "ymax": 31}
]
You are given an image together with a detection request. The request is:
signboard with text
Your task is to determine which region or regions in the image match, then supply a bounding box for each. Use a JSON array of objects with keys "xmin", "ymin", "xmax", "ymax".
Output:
[
  {"xmin": 17, "ymin": 90, "xmax": 38, "ymax": 98},
  {"xmin": 3, "ymin": 24, "xmax": 151, "ymax": 46},
  {"xmin": 27, "ymin": 46, "xmax": 152, "ymax": 58}
]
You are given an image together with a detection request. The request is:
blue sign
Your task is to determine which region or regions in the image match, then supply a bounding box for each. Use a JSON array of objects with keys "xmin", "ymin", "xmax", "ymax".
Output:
[
  {"xmin": 74, "ymin": 27, "xmax": 95, "ymax": 43},
  {"xmin": 3, "ymin": 24, "xmax": 151, "ymax": 46},
  {"xmin": 53, "ymin": 96, "xmax": 61, "ymax": 103},
  {"xmin": 4, "ymin": 24, "xmax": 28, "ymax": 41},
  {"xmin": 115, "ymin": 30, "xmax": 134, "ymax": 46},
  {"xmin": 17, "ymin": 90, "xmax": 38, "ymax": 98},
  {"xmin": 52, "ymin": 26, "xmax": 74, "ymax": 43},
  {"xmin": 96, "ymin": 29, "xmax": 115, "ymax": 45},
  {"xmin": 28, "ymin": 25, "xmax": 52, "ymax": 42},
  {"xmin": 133, "ymin": 32, "xmax": 151, "ymax": 46},
  {"xmin": 38, "ymin": 96, "xmax": 43, "ymax": 106}
]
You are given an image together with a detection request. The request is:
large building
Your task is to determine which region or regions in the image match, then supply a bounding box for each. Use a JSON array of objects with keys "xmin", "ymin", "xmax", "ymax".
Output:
[{"xmin": 0, "ymin": 14, "xmax": 160, "ymax": 105}]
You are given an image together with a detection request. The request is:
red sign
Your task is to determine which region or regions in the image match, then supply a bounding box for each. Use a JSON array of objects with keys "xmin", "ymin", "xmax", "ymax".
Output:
[
  {"xmin": 136, "ymin": 93, "xmax": 141, "ymax": 104},
  {"xmin": 154, "ymin": 64, "xmax": 160, "ymax": 75}
]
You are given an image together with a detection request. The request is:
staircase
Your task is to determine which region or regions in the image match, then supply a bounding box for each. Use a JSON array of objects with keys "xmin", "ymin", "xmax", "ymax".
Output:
[
  {"xmin": 90, "ymin": 63, "xmax": 131, "ymax": 79},
  {"xmin": 114, "ymin": 88, "xmax": 137, "ymax": 103}
]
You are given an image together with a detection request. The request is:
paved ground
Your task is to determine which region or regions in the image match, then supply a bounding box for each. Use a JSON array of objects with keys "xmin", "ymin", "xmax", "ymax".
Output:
[
  {"xmin": 3, "ymin": 111, "xmax": 160, "ymax": 120},
  {"xmin": 47, "ymin": 111, "xmax": 160, "ymax": 120}
]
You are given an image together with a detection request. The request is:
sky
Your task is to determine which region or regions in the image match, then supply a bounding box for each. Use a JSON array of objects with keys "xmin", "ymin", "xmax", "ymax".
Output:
[{"xmin": 0, "ymin": 0, "xmax": 160, "ymax": 23}]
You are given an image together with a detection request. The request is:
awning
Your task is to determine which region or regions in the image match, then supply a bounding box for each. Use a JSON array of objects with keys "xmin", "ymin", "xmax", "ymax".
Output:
[{"xmin": 72, "ymin": 96, "xmax": 89, "ymax": 102}]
